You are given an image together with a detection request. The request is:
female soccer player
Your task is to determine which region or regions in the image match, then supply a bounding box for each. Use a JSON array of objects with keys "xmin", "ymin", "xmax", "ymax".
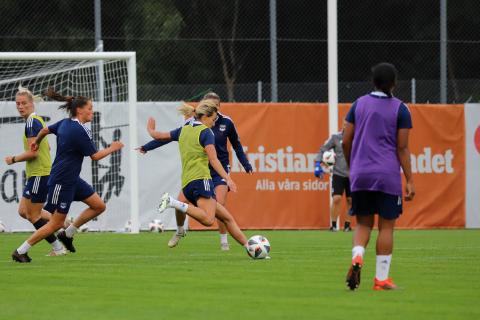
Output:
[
  {"xmin": 139, "ymin": 92, "xmax": 252, "ymax": 250},
  {"xmin": 12, "ymin": 89, "xmax": 124, "ymax": 263},
  {"xmin": 146, "ymin": 100, "xmax": 248, "ymax": 249},
  {"xmin": 5, "ymin": 88, "xmax": 65, "ymax": 256},
  {"xmin": 342, "ymin": 63, "xmax": 415, "ymax": 290}
]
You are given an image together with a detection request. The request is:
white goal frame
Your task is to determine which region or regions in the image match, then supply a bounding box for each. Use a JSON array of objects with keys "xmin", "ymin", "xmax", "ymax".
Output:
[{"xmin": 0, "ymin": 52, "xmax": 140, "ymax": 233}]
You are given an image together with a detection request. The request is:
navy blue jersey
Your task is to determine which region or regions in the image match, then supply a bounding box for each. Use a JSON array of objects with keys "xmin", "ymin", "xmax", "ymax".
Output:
[
  {"xmin": 141, "ymin": 113, "xmax": 252, "ymax": 172},
  {"xmin": 25, "ymin": 116, "xmax": 43, "ymax": 138},
  {"xmin": 210, "ymin": 112, "xmax": 251, "ymax": 172},
  {"xmin": 48, "ymin": 118, "xmax": 97, "ymax": 186}
]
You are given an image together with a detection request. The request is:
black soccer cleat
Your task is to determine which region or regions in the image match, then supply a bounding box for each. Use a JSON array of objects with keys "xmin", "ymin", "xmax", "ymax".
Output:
[
  {"xmin": 57, "ymin": 231, "xmax": 76, "ymax": 253},
  {"xmin": 12, "ymin": 250, "xmax": 32, "ymax": 263},
  {"xmin": 346, "ymin": 256, "xmax": 363, "ymax": 290}
]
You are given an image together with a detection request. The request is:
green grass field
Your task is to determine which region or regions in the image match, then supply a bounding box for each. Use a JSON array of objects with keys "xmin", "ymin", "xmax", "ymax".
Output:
[{"xmin": 1, "ymin": 230, "xmax": 479, "ymax": 320}]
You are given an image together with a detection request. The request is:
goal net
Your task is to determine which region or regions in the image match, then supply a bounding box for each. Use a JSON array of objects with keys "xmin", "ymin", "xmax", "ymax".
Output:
[{"xmin": 0, "ymin": 52, "xmax": 139, "ymax": 233}]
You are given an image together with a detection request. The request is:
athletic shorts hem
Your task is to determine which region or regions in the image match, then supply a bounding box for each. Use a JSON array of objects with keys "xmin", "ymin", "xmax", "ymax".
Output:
[{"xmin": 349, "ymin": 190, "xmax": 402, "ymax": 220}]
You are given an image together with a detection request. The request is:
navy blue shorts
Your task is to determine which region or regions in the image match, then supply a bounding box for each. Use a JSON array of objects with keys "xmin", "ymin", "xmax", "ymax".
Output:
[
  {"xmin": 44, "ymin": 178, "xmax": 95, "ymax": 214},
  {"xmin": 211, "ymin": 165, "xmax": 230, "ymax": 189},
  {"xmin": 331, "ymin": 174, "xmax": 351, "ymax": 197},
  {"xmin": 23, "ymin": 176, "xmax": 49, "ymax": 203},
  {"xmin": 182, "ymin": 179, "xmax": 216, "ymax": 206},
  {"xmin": 349, "ymin": 191, "xmax": 402, "ymax": 220}
]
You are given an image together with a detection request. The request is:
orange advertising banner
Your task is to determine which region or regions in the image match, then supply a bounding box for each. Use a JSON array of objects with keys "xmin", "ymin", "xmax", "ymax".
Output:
[
  {"xmin": 400, "ymin": 104, "xmax": 465, "ymax": 228},
  {"xmin": 189, "ymin": 103, "xmax": 465, "ymax": 230}
]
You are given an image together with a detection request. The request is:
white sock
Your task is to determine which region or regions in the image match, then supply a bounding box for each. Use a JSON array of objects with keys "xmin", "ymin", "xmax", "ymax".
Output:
[
  {"xmin": 177, "ymin": 226, "xmax": 185, "ymax": 234},
  {"xmin": 65, "ymin": 224, "xmax": 78, "ymax": 238},
  {"xmin": 169, "ymin": 197, "xmax": 188, "ymax": 213},
  {"xmin": 51, "ymin": 240, "xmax": 64, "ymax": 252},
  {"xmin": 352, "ymin": 245, "xmax": 365, "ymax": 259},
  {"xmin": 220, "ymin": 233, "xmax": 228, "ymax": 244},
  {"xmin": 375, "ymin": 255, "xmax": 392, "ymax": 281},
  {"xmin": 17, "ymin": 241, "xmax": 32, "ymax": 254}
]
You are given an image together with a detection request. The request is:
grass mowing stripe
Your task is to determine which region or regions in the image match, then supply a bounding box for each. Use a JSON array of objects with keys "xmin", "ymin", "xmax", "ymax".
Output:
[{"xmin": 0, "ymin": 230, "xmax": 479, "ymax": 320}]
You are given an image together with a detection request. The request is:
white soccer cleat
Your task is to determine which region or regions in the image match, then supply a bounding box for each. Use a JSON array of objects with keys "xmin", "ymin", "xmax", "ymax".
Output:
[
  {"xmin": 220, "ymin": 243, "xmax": 230, "ymax": 251},
  {"xmin": 158, "ymin": 192, "xmax": 171, "ymax": 214},
  {"xmin": 168, "ymin": 231, "xmax": 186, "ymax": 248},
  {"xmin": 46, "ymin": 247, "xmax": 67, "ymax": 257}
]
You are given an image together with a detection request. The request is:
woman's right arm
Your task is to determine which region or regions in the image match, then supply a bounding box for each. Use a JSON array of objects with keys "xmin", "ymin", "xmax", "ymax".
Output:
[
  {"xmin": 30, "ymin": 127, "xmax": 50, "ymax": 151},
  {"xmin": 342, "ymin": 122, "xmax": 354, "ymax": 168},
  {"xmin": 397, "ymin": 128, "xmax": 415, "ymax": 201},
  {"xmin": 205, "ymin": 144, "xmax": 237, "ymax": 192},
  {"xmin": 91, "ymin": 141, "xmax": 124, "ymax": 161},
  {"xmin": 147, "ymin": 117, "xmax": 172, "ymax": 140}
]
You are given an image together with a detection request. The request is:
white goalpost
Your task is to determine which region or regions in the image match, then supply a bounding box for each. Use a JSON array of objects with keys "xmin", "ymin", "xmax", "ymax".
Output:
[{"xmin": 0, "ymin": 52, "xmax": 140, "ymax": 233}]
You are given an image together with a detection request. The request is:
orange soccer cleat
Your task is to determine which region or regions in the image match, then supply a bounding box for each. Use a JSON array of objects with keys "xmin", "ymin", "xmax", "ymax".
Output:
[
  {"xmin": 373, "ymin": 277, "xmax": 398, "ymax": 291},
  {"xmin": 346, "ymin": 255, "xmax": 363, "ymax": 290}
]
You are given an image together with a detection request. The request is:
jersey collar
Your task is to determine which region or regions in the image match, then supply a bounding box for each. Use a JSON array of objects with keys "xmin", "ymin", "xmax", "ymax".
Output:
[{"xmin": 370, "ymin": 91, "xmax": 389, "ymax": 97}]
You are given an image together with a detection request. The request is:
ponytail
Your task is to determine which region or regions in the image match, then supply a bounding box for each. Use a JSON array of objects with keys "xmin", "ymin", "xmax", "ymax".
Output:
[
  {"xmin": 45, "ymin": 87, "xmax": 90, "ymax": 118},
  {"xmin": 177, "ymin": 103, "xmax": 196, "ymax": 118}
]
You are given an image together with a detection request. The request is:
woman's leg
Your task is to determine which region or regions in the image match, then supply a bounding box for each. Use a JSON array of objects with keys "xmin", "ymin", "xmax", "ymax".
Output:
[
  {"xmin": 174, "ymin": 191, "xmax": 187, "ymax": 229},
  {"xmin": 23, "ymin": 198, "xmax": 62, "ymax": 251},
  {"xmin": 57, "ymin": 193, "xmax": 106, "ymax": 253},
  {"xmin": 346, "ymin": 214, "xmax": 374, "ymax": 290},
  {"xmin": 185, "ymin": 197, "xmax": 216, "ymax": 227},
  {"xmin": 353, "ymin": 215, "xmax": 374, "ymax": 250},
  {"xmin": 374, "ymin": 217, "xmax": 396, "ymax": 285},
  {"xmin": 23, "ymin": 212, "xmax": 66, "ymax": 247},
  {"xmin": 214, "ymin": 203, "xmax": 247, "ymax": 246},
  {"xmin": 167, "ymin": 192, "xmax": 189, "ymax": 248},
  {"xmin": 214, "ymin": 185, "xmax": 229, "ymax": 248},
  {"xmin": 71, "ymin": 193, "xmax": 106, "ymax": 228},
  {"xmin": 330, "ymin": 195, "xmax": 342, "ymax": 230},
  {"xmin": 344, "ymin": 197, "xmax": 352, "ymax": 227}
]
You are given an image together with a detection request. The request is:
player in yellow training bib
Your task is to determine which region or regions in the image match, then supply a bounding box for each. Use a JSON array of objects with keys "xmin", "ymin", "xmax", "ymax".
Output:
[
  {"xmin": 4, "ymin": 88, "xmax": 66, "ymax": 256},
  {"xmin": 146, "ymin": 99, "xmax": 249, "ymax": 252}
]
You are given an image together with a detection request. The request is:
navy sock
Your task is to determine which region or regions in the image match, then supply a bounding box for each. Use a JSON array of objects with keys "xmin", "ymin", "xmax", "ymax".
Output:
[{"xmin": 33, "ymin": 218, "xmax": 57, "ymax": 244}]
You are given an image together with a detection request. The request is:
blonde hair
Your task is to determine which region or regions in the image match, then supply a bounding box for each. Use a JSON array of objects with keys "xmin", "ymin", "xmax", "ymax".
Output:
[
  {"xmin": 177, "ymin": 103, "xmax": 196, "ymax": 118},
  {"xmin": 203, "ymin": 91, "xmax": 220, "ymax": 101},
  {"xmin": 178, "ymin": 99, "xmax": 218, "ymax": 119},
  {"xmin": 16, "ymin": 85, "xmax": 43, "ymax": 102}
]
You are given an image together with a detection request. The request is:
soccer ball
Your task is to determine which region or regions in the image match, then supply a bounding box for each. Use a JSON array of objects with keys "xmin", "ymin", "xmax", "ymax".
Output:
[
  {"xmin": 322, "ymin": 150, "xmax": 336, "ymax": 166},
  {"xmin": 78, "ymin": 224, "xmax": 89, "ymax": 233},
  {"xmin": 148, "ymin": 219, "xmax": 164, "ymax": 232},
  {"xmin": 247, "ymin": 235, "xmax": 271, "ymax": 259},
  {"xmin": 0, "ymin": 221, "xmax": 6, "ymax": 232},
  {"xmin": 124, "ymin": 220, "xmax": 132, "ymax": 232}
]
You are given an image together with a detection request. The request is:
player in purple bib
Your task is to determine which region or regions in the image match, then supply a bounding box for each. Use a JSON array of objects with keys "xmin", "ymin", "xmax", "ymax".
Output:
[{"xmin": 342, "ymin": 63, "xmax": 415, "ymax": 291}]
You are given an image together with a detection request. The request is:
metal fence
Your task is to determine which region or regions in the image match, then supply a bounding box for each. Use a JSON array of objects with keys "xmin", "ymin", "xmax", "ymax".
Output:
[{"xmin": 0, "ymin": 0, "xmax": 478, "ymax": 103}]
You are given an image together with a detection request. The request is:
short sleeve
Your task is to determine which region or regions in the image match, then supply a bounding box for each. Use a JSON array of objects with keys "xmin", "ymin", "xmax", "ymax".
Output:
[
  {"xmin": 77, "ymin": 126, "xmax": 97, "ymax": 157},
  {"xmin": 199, "ymin": 128, "xmax": 215, "ymax": 147},
  {"xmin": 345, "ymin": 101, "xmax": 357, "ymax": 124},
  {"xmin": 169, "ymin": 127, "xmax": 182, "ymax": 141},
  {"xmin": 25, "ymin": 118, "xmax": 44, "ymax": 138},
  {"xmin": 397, "ymin": 103, "xmax": 413, "ymax": 129},
  {"xmin": 48, "ymin": 119, "xmax": 63, "ymax": 135}
]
